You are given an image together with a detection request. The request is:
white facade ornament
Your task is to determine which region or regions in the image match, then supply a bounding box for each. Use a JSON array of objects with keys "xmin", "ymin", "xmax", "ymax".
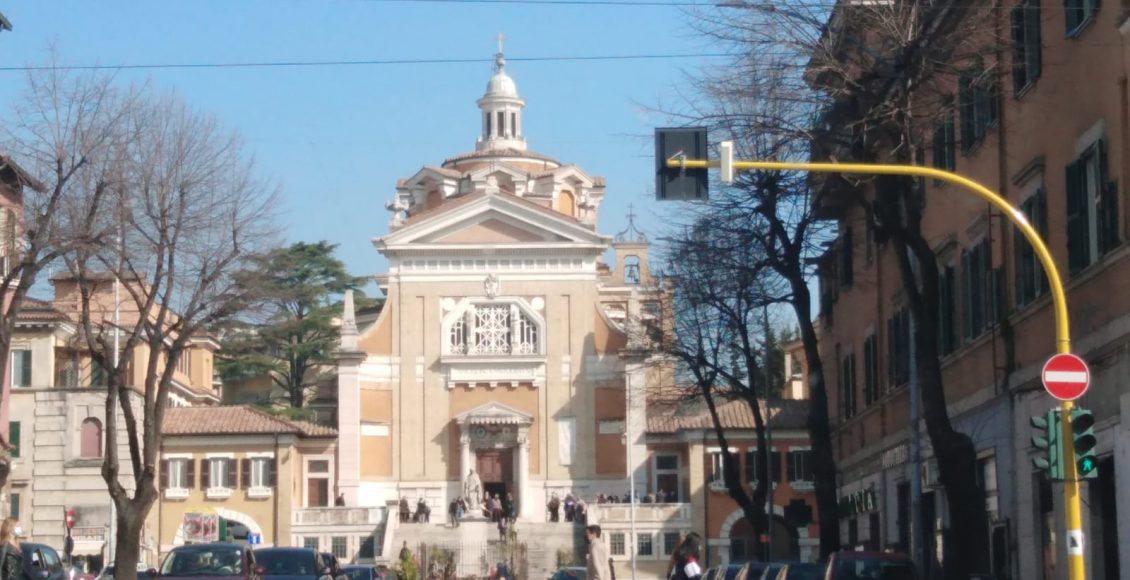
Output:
[
  {"xmin": 484, "ymin": 274, "xmax": 500, "ymax": 298},
  {"xmin": 530, "ymin": 297, "xmax": 544, "ymax": 311},
  {"xmin": 441, "ymin": 297, "xmax": 457, "ymax": 312}
]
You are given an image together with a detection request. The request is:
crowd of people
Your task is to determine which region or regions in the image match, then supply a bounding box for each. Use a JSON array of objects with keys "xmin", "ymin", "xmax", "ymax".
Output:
[{"xmin": 546, "ymin": 489, "xmax": 678, "ymax": 523}]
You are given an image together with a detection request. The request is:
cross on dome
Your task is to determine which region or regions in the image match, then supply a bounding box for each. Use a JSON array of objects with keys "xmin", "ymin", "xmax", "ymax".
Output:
[{"xmin": 476, "ymin": 33, "xmax": 527, "ymax": 152}]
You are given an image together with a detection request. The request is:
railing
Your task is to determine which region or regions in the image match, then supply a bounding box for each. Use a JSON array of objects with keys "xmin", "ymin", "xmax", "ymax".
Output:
[
  {"xmin": 292, "ymin": 507, "xmax": 387, "ymax": 526},
  {"xmin": 589, "ymin": 502, "xmax": 693, "ymax": 524}
]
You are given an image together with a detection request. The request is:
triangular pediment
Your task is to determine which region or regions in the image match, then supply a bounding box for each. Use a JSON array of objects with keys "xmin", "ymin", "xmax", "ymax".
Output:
[
  {"xmin": 455, "ymin": 401, "xmax": 534, "ymax": 425},
  {"xmin": 376, "ymin": 192, "xmax": 611, "ymax": 250}
]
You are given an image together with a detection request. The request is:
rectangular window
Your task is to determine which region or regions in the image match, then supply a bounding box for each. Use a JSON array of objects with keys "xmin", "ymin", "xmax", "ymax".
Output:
[
  {"xmin": 497, "ymin": 111, "xmax": 506, "ymax": 138},
  {"xmin": 1011, "ymin": 0, "xmax": 1042, "ymax": 93},
  {"xmin": 637, "ymin": 534, "xmax": 653, "ymax": 557},
  {"xmin": 886, "ymin": 307, "xmax": 911, "ymax": 389},
  {"xmin": 962, "ymin": 239, "xmax": 992, "ymax": 340},
  {"xmin": 209, "ymin": 458, "xmax": 232, "ymax": 489},
  {"xmin": 1064, "ymin": 0, "xmax": 1099, "ymax": 36},
  {"xmin": 304, "ymin": 537, "xmax": 320, "ymax": 551},
  {"xmin": 1066, "ymin": 139, "xmax": 1119, "ymax": 274},
  {"xmin": 8, "ymin": 421, "xmax": 19, "ymax": 459},
  {"xmin": 511, "ymin": 112, "xmax": 517, "ymax": 136},
  {"xmin": 90, "ymin": 360, "xmax": 104, "ymax": 388},
  {"xmin": 655, "ymin": 454, "xmax": 680, "ymax": 501},
  {"xmin": 839, "ymin": 227, "xmax": 854, "ymax": 287},
  {"xmin": 332, "ymin": 537, "xmax": 348, "ymax": 559},
  {"xmin": 938, "ymin": 265, "xmax": 957, "ymax": 356},
  {"xmin": 840, "ymin": 351, "xmax": 856, "ymax": 418},
  {"xmin": 709, "ymin": 452, "xmax": 724, "ymax": 484},
  {"xmin": 169, "ymin": 459, "xmax": 189, "ymax": 489},
  {"xmin": 787, "ymin": 450, "xmax": 814, "ymax": 484},
  {"xmin": 485, "ymin": 112, "xmax": 491, "ymax": 137},
  {"xmin": 251, "ymin": 458, "xmax": 271, "ymax": 488},
  {"xmin": 9, "ymin": 492, "xmax": 18, "ymax": 522},
  {"xmin": 959, "ymin": 67, "xmax": 998, "ymax": 152},
  {"xmin": 745, "ymin": 449, "xmax": 781, "ymax": 483},
  {"xmin": 610, "ymin": 533, "xmax": 626, "ymax": 556},
  {"xmin": 863, "ymin": 335, "xmax": 879, "ymax": 406},
  {"xmin": 663, "ymin": 532, "xmax": 680, "ymax": 556},
  {"xmin": 978, "ymin": 455, "xmax": 1000, "ymax": 521},
  {"xmin": 931, "ymin": 101, "xmax": 956, "ymax": 178},
  {"xmin": 1016, "ymin": 188, "xmax": 1049, "ymax": 306},
  {"xmin": 307, "ymin": 458, "xmax": 332, "ymax": 507},
  {"xmin": 11, "ymin": 350, "xmax": 31, "ymax": 387}
]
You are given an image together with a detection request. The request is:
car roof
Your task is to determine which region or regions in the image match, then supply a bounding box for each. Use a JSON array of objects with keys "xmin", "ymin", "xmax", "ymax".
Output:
[
  {"xmin": 833, "ymin": 551, "xmax": 913, "ymax": 562},
  {"xmin": 256, "ymin": 548, "xmax": 317, "ymax": 553}
]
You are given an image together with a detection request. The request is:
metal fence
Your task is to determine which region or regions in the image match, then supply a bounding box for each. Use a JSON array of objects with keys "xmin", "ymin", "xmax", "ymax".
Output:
[{"xmin": 407, "ymin": 540, "xmax": 531, "ymax": 580}]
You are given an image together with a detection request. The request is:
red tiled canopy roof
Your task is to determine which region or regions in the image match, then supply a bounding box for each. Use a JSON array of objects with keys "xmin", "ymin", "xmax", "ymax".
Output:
[
  {"xmin": 163, "ymin": 405, "xmax": 336, "ymax": 437},
  {"xmin": 647, "ymin": 398, "xmax": 809, "ymax": 434}
]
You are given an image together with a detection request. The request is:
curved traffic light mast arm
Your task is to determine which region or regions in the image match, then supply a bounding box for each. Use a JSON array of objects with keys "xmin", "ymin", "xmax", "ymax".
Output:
[{"xmin": 667, "ymin": 156, "xmax": 1087, "ymax": 580}]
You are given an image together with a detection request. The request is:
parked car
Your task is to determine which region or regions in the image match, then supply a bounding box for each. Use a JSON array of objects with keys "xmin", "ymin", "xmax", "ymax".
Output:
[
  {"xmin": 95, "ymin": 566, "xmax": 115, "ymax": 580},
  {"xmin": 773, "ymin": 563, "xmax": 824, "ymax": 580},
  {"xmin": 548, "ymin": 567, "xmax": 585, "ymax": 580},
  {"xmin": 20, "ymin": 543, "xmax": 67, "ymax": 580},
  {"xmin": 757, "ymin": 563, "xmax": 788, "ymax": 580},
  {"xmin": 733, "ymin": 561, "xmax": 769, "ymax": 580},
  {"xmin": 254, "ymin": 548, "xmax": 330, "ymax": 580},
  {"xmin": 704, "ymin": 565, "xmax": 746, "ymax": 580},
  {"xmin": 154, "ymin": 543, "xmax": 258, "ymax": 579},
  {"xmin": 824, "ymin": 552, "xmax": 918, "ymax": 580}
]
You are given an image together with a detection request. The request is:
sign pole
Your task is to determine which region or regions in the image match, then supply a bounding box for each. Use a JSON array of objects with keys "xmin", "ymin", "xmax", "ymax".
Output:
[{"xmin": 664, "ymin": 148, "xmax": 1086, "ymax": 580}]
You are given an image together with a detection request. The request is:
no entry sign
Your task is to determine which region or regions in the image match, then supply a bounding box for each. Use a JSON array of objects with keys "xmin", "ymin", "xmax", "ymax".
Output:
[{"xmin": 1042, "ymin": 353, "xmax": 1090, "ymax": 401}]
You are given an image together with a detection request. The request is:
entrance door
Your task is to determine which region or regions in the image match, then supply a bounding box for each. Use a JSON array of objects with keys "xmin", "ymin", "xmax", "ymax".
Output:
[{"xmin": 476, "ymin": 450, "xmax": 513, "ymax": 499}]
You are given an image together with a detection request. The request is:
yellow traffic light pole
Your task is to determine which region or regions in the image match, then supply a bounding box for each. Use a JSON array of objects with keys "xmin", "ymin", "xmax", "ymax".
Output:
[{"xmin": 667, "ymin": 156, "xmax": 1086, "ymax": 580}]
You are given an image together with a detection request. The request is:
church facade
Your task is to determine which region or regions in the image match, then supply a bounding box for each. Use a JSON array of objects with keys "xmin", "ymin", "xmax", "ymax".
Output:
[{"xmin": 334, "ymin": 45, "xmax": 663, "ymax": 521}]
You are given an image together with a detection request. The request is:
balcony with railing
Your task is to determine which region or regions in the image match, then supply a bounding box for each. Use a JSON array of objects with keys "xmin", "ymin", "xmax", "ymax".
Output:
[
  {"xmin": 292, "ymin": 506, "xmax": 387, "ymax": 527},
  {"xmin": 589, "ymin": 502, "xmax": 693, "ymax": 525}
]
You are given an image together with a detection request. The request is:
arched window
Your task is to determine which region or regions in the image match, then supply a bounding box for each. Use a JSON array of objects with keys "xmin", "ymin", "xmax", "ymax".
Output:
[
  {"xmin": 425, "ymin": 190, "xmax": 442, "ymax": 210},
  {"xmin": 80, "ymin": 418, "xmax": 102, "ymax": 458},
  {"xmin": 556, "ymin": 190, "xmax": 576, "ymax": 217},
  {"xmin": 445, "ymin": 300, "xmax": 543, "ymax": 356}
]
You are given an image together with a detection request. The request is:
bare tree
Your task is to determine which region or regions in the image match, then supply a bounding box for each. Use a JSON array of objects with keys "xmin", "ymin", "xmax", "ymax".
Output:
[
  {"xmin": 60, "ymin": 89, "xmax": 278, "ymax": 576},
  {"xmin": 656, "ymin": 217, "xmax": 793, "ymax": 560},
  {"xmin": 0, "ymin": 67, "xmax": 139, "ymax": 490},
  {"xmin": 682, "ymin": 2, "xmax": 999, "ymax": 576},
  {"xmin": 653, "ymin": 49, "xmax": 842, "ymax": 556}
]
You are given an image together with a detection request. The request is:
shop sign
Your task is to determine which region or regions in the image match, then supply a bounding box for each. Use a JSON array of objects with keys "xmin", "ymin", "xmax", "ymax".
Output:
[
  {"xmin": 838, "ymin": 488, "xmax": 878, "ymax": 517},
  {"xmin": 70, "ymin": 527, "xmax": 106, "ymax": 543}
]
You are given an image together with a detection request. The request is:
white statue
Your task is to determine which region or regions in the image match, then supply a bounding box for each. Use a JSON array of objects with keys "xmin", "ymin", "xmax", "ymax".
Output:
[
  {"xmin": 464, "ymin": 469, "xmax": 483, "ymax": 511},
  {"xmin": 484, "ymin": 274, "xmax": 500, "ymax": 299}
]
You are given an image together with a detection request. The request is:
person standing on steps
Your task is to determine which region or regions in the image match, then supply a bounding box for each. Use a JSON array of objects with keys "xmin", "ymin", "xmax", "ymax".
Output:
[{"xmin": 584, "ymin": 525, "xmax": 611, "ymax": 580}]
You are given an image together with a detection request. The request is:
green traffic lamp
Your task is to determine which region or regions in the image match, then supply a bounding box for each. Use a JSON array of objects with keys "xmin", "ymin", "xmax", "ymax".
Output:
[
  {"xmin": 1071, "ymin": 408, "xmax": 1098, "ymax": 480},
  {"xmin": 1030, "ymin": 410, "xmax": 1063, "ymax": 481}
]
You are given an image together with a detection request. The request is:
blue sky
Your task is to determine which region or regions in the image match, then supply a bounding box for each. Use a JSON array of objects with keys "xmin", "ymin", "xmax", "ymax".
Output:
[{"xmin": 0, "ymin": 1, "xmax": 724, "ymax": 290}]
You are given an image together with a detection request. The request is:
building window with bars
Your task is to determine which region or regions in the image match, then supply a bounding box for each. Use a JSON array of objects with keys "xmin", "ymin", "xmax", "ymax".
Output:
[
  {"xmin": 959, "ymin": 65, "xmax": 998, "ymax": 153},
  {"xmin": 610, "ymin": 533, "xmax": 626, "ymax": 556},
  {"xmin": 787, "ymin": 449, "xmax": 814, "ymax": 487},
  {"xmin": 745, "ymin": 449, "xmax": 781, "ymax": 484},
  {"xmin": 637, "ymin": 534, "xmax": 653, "ymax": 557},
  {"xmin": 332, "ymin": 537, "xmax": 348, "ymax": 559}
]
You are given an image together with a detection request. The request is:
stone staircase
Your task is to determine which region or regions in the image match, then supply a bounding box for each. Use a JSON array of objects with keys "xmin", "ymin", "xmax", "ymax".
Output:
[{"xmin": 387, "ymin": 516, "xmax": 585, "ymax": 579}]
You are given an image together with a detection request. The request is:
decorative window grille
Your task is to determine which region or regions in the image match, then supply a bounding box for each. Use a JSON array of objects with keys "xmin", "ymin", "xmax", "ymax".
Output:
[{"xmin": 448, "ymin": 302, "xmax": 541, "ymax": 356}]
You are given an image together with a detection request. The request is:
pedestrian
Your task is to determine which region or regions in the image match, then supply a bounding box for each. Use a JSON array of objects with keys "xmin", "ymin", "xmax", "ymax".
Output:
[
  {"xmin": 564, "ymin": 493, "xmax": 575, "ymax": 522},
  {"xmin": 497, "ymin": 517, "xmax": 507, "ymax": 542},
  {"xmin": 491, "ymin": 494, "xmax": 503, "ymax": 523},
  {"xmin": 671, "ymin": 533, "xmax": 702, "ymax": 580},
  {"xmin": 506, "ymin": 493, "xmax": 518, "ymax": 522},
  {"xmin": 665, "ymin": 532, "xmax": 686, "ymax": 579},
  {"xmin": 400, "ymin": 498, "xmax": 411, "ymax": 523},
  {"xmin": 448, "ymin": 498, "xmax": 460, "ymax": 528},
  {"xmin": 0, "ymin": 519, "xmax": 22, "ymax": 580},
  {"xmin": 584, "ymin": 525, "xmax": 611, "ymax": 580},
  {"xmin": 547, "ymin": 493, "xmax": 560, "ymax": 522}
]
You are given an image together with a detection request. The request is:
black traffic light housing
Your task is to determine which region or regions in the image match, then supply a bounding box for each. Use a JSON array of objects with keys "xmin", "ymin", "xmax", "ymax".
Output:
[{"xmin": 655, "ymin": 127, "xmax": 708, "ymax": 201}]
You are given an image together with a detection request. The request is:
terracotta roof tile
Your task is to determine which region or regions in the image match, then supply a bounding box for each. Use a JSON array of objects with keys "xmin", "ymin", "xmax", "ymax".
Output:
[
  {"xmin": 646, "ymin": 398, "xmax": 809, "ymax": 434},
  {"xmin": 15, "ymin": 297, "xmax": 70, "ymax": 324},
  {"xmin": 402, "ymin": 190, "xmax": 585, "ymax": 227},
  {"xmin": 163, "ymin": 405, "xmax": 337, "ymax": 437},
  {"xmin": 441, "ymin": 148, "xmax": 560, "ymax": 166}
]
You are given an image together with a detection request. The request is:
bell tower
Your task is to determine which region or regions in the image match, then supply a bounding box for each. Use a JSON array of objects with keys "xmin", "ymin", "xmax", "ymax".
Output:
[{"xmin": 476, "ymin": 34, "xmax": 527, "ymax": 152}]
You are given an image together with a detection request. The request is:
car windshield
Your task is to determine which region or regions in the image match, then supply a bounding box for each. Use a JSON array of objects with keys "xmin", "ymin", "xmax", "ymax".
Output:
[
  {"xmin": 255, "ymin": 551, "xmax": 317, "ymax": 577},
  {"xmin": 343, "ymin": 569, "xmax": 372, "ymax": 580},
  {"xmin": 551, "ymin": 570, "xmax": 586, "ymax": 580},
  {"xmin": 834, "ymin": 560, "xmax": 917, "ymax": 580},
  {"xmin": 161, "ymin": 546, "xmax": 244, "ymax": 577}
]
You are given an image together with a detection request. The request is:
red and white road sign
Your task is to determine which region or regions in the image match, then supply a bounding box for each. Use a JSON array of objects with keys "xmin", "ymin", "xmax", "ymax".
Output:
[{"xmin": 1042, "ymin": 353, "xmax": 1090, "ymax": 401}]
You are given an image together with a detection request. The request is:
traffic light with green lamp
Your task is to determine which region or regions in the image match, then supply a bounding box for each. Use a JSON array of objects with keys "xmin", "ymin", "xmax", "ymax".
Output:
[
  {"xmin": 1070, "ymin": 408, "xmax": 1098, "ymax": 480},
  {"xmin": 1030, "ymin": 410, "xmax": 1063, "ymax": 480}
]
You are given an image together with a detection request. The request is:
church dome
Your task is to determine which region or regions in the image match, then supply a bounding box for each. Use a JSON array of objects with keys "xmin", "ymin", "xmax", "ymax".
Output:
[{"xmin": 485, "ymin": 68, "xmax": 518, "ymax": 99}]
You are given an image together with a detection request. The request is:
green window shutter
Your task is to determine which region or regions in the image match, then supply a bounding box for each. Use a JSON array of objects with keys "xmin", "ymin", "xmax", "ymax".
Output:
[
  {"xmin": 1066, "ymin": 159, "xmax": 1090, "ymax": 273},
  {"xmin": 959, "ymin": 75, "xmax": 975, "ymax": 151},
  {"xmin": 1011, "ymin": 5, "xmax": 1027, "ymax": 94},
  {"xmin": 10, "ymin": 421, "xmax": 20, "ymax": 459},
  {"xmin": 961, "ymin": 250, "xmax": 974, "ymax": 340},
  {"xmin": 1025, "ymin": 0, "xmax": 1042, "ymax": 83},
  {"xmin": 1014, "ymin": 216, "xmax": 1031, "ymax": 306},
  {"xmin": 1097, "ymin": 139, "xmax": 1120, "ymax": 255}
]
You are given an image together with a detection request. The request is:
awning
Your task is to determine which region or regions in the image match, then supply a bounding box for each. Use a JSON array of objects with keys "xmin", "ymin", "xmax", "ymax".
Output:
[{"xmin": 71, "ymin": 542, "xmax": 106, "ymax": 557}]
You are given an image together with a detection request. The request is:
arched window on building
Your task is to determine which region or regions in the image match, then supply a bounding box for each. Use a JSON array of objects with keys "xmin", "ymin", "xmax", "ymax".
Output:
[
  {"xmin": 556, "ymin": 190, "xmax": 576, "ymax": 217},
  {"xmin": 623, "ymin": 256, "xmax": 641, "ymax": 285},
  {"xmin": 425, "ymin": 190, "xmax": 443, "ymax": 210},
  {"xmin": 80, "ymin": 417, "xmax": 102, "ymax": 458}
]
